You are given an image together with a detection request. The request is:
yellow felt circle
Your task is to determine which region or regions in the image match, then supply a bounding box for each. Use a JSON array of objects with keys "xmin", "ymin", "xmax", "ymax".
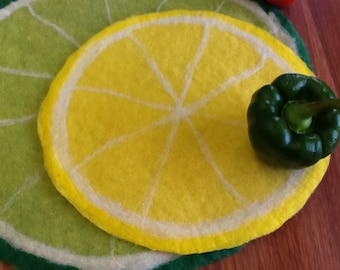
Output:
[{"xmin": 38, "ymin": 10, "xmax": 329, "ymax": 254}]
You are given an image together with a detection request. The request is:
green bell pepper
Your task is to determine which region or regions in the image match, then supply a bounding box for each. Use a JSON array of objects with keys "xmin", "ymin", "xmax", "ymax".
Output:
[{"xmin": 247, "ymin": 73, "xmax": 340, "ymax": 169}]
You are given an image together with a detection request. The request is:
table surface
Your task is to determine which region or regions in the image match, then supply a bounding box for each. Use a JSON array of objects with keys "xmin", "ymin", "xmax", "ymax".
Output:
[{"xmin": 1, "ymin": 1, "xmax": 340, "ymax": 270}]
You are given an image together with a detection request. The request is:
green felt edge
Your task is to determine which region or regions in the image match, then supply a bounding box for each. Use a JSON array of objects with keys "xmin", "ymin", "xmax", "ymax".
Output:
[
  {"xmin": 252, "ymin": 0, "xmax": 313, "ymax": 70},
  {"xmin": 157, "ymin": 246, "xmax": 243, "ymax": 270},
  {"xmin": 0, "ymin": 0, "xmax": 311, "ymax": 269},
  {"xmin": 0, "ymin": 235, "xmax": 241, "ymax": 270},
  {"xmin": 0, "ymin": 238, "xmax": 77, "ymax": 270},
  {"xmin": 0, "ymin": 0, "xmax": 16, "ymax": 9}
]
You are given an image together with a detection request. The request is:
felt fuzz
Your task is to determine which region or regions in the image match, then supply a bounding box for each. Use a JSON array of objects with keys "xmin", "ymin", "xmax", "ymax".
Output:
[{"xmin": 38, "ymin": 10, "xmax": 328, "ymax": 255}]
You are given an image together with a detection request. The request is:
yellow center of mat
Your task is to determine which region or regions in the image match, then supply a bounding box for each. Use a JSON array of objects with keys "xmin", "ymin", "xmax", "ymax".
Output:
[{"xmin": 38, "ymin": 10, "xmax": 329, "ymax": 254}]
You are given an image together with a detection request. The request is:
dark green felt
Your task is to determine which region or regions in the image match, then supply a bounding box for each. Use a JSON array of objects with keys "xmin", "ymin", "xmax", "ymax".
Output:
[
  {"xmin": 0, "ymin": 238, "xmax": 78, "ymax": 270},
  {"xmin": 0, "ymin": 0, "xmax": 16, "ymax": 9},
  {"xmin": 251, "ymin": 0, "xmax": 312, "ymax": 70},
  {"xmin": 0, "ymin": 237, "xmax": 242, "ymax": 270},
  {"xmin": 157, "ymin": 246, "xmax": 243, "ymax": 270}
]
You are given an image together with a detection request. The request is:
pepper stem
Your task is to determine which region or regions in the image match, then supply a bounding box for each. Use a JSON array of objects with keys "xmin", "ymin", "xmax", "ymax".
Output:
[{"xmin": 283, "ymin": 98, "xmax": 340, "ymax": 134}]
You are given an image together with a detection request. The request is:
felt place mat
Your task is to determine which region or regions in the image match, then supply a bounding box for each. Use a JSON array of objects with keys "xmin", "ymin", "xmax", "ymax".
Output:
[
  {"xmin": 0, "ymin": 1, "xmax": 314, "ymax": 269},
  {"xmin": 37, "ymin": 9, "xmax": 328, "ymax": 254}
]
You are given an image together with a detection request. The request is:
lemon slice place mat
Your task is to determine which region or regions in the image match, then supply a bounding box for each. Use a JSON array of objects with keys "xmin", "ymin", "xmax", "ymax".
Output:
[
  {"xmin": 37, "ymin": 10, "xmax": 328, "ymax": 255},
  {"xmin": 0, "ymin": 1, "xmax": 319, "ymax": 269}
]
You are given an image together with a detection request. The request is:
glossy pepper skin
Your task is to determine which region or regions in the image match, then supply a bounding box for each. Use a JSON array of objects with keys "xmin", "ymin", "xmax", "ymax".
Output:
[{"xmin": 247, "ymin": 74, "xmax": 340, "ymax": 169}]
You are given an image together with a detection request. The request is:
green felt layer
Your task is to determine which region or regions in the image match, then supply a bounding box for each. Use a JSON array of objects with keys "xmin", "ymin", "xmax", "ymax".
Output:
[
  {"xmin": 0, "ymin": 238, "xmax": 78, "ymax": 270},
  {"xmin": 0, "ymin": 237, "xmax": 242, "ymax": 270},
  {"xmin": 0, "ymin": 0, "xmax": 15, "ymax": 9},
  {"xmin": 0, "ymin": 0, "xmax": 311, "ymax": 269},
  {"xmin": 158, "ymin": 246, "xmax": 242, "ymax": 270},
  {"xmin": 253, "ymin": 0, "xmax": 312, "ymax": 69}
]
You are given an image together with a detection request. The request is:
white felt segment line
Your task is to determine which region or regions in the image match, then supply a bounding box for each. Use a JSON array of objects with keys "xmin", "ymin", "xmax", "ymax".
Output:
[
  {"xmin": 186, "ymin": 54, "xmax": 267, "ymax": 115},
  {"xmin": 215, "ymin": 0, "xmax": 227, "ymax": 12},
  {"xmin": 76, "ymin": 86, "xmax": 174, "ymax": 111},
  {"xmin": 156, "ymin": 0, "xmax": 169, "ymax": 12},
  {"xmin": 184, "ymin": 117, "xmax": 251, "ymax": 206},
  {"xmin": 141, "ymin": 119, "xmax": 180, "ymax": 219},
  {"xmin": 69, "ymin": 113, "xmax": 174, "ymax": 174},
  {"xmin": 0, "ymin": 114, "xmax": 37, "ymax": 127},
  {"xmin": 0, "ymin": 169, "xmax": 43, "ymax": 215},
  {"xmin": 0, "ymin": 0, "xmax": 36, "ymax": 21},
  {"xmin": 0, "ymin": 218, "xmax": 176, "ymax": 270},
  {"xmin": 180, "ymin": 24, "xmax": 211, "ymax": 103},
  {"xmin": 128, "ymin": 33, "xmax": 180, "ymax": 105},
  {"xmin": 0, "ymin": 66, "xmax": 53, "ymax": 79},
  {"xmin": 104, "ymin": 0, "xmax": 113, "ymax": 24},
  {"xmin": 26, "ymin": 3, "xmax": 81, "ymax": 47}
]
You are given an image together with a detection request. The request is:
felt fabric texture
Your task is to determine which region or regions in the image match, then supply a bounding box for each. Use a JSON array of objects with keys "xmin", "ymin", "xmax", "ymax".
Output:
[
  {"xmin": 0, "ymin": 0, "xmax": 15, "ymax": 8},
  {"xmin": 253, "ymin": 0, "xmax": 311, "ymax": 69},
  {"xmin": 37, "ymin": 9, "xmax": 328, "ymax": 255},
  {"xmin": 0, "ymin": 237, "xmax": 241, "ymax": 270},
  {"xmin": 0, "ymin": 0, "xmax": 314, "ymax": 269},
  {"xmin": 0, "ymin": 238, "xmax": 78, "ymax": 270},
  {"xmin": 156, "ymin": 246, "xmax": 242, "ymax": 270}
]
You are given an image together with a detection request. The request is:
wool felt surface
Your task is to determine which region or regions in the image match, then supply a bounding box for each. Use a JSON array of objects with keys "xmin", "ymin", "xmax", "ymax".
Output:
[
  {"xmin": 37, "ymin": 9, "xmax": 329, "ymax": 254},
  {"xmin": 0, "ymin": 0, "xmax": 318, "ymax": 269}
]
